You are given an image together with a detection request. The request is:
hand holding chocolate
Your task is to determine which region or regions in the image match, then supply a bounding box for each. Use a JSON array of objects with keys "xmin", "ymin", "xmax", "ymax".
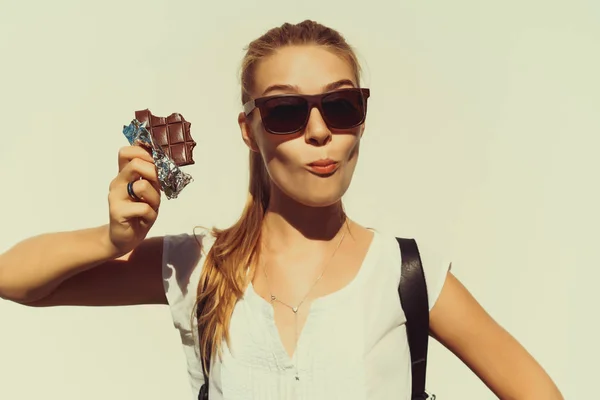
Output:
[{"xmin": 122, "ymin": 109, "xmax": 195, "ymax": 199}]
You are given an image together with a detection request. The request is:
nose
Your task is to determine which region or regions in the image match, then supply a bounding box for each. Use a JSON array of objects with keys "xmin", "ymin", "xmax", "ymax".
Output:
[{"xmin": 304, "ymin": 107, "xmax": 332, "ymax": 146}]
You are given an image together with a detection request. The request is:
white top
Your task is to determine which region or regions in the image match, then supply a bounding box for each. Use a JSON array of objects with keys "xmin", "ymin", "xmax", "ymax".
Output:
[{"xmin": 162, "ymin": 228, "xmax": 451, "ymax": 400}]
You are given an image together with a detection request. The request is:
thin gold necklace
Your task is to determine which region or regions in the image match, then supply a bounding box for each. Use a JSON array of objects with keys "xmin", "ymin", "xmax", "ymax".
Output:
[{"xmin": 263, "ymin": 226, "xmax": 347, "ymax": 381}]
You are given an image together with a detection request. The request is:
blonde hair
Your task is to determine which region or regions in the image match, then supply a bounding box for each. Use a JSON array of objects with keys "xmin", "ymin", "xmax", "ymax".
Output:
[{"xmin": 194, "ymin": 19, "xmax": 362, "ymax": 373}]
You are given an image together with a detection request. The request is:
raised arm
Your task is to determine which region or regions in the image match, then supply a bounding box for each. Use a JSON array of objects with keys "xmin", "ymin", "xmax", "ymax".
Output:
[{"xmin": 0, "ymin": 146, "xmax": 167, "ymax": 307}]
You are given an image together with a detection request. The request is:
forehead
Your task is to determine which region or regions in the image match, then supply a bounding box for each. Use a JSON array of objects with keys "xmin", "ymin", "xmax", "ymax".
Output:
[{"xmin": 253, "ymin": 45, "xmax": 356, "ymax": 96}]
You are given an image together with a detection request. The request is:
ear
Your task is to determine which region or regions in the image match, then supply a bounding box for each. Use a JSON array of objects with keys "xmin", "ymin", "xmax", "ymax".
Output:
[
  {"xmin": 239, "ymin": 112, "xmax": 259, "ymax": 152},
  {"xmin": 359, "ymin": 123, "xmax": 366, "ymax": 138}
]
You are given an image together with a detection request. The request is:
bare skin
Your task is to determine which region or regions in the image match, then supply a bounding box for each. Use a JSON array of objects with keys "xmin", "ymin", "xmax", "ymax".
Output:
[
  {"xmin": 0, "ymin": 44, "xmax": 563, "ymax": 399},
  {"xmin": 252, "ymin": 218, "xmax": 374, "ymax": 360},
  {"xmin": 0, "ymin": 145, "xmax": 166, "ymax": 307}
]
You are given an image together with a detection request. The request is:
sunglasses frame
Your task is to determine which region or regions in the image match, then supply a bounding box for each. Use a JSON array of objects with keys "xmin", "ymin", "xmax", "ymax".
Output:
[{"xmin": 243, "ymin": 87, "xmax": 371, "ymax": 135}]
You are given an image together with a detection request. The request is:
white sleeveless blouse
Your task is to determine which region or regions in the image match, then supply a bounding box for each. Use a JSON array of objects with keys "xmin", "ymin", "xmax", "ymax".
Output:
[{"xmin": 162, "ymin": 228, "xmax": 451, "ymax": 400}]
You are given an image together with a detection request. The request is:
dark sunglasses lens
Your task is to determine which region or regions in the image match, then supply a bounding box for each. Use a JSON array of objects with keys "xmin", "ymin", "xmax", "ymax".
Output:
[
  {"xmin": 322, "ymin": 90, "xmax": 366, "ymax": 128},
  {"xmin": 261, "ymin": 97, "xmax": 308, "ymax": 133}
]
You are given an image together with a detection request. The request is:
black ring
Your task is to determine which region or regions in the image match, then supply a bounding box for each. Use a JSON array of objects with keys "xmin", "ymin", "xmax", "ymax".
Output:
[{"xmin": 127, "ymin": 180, "xmax": 142, "ymax": 202}]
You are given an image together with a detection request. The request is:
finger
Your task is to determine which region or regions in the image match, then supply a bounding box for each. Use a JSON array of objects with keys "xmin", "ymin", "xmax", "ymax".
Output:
[
  {"xmin": 118, "ymin": 201, "xmax": 158, "ymax": 224},
  {"xmin": 126, "ymin": 179, "xmax": 161, "ymax": 210},
  {"xmin": 142, "ymin": 177, "xmax": 162, "ymax": 198},
  {"xmin": 118, "ymin": 157, "xmax": 159, "ymax": 185},
  {"xmin": 118, "ymin": 146, "xmax": 154, "ymax": 171}
]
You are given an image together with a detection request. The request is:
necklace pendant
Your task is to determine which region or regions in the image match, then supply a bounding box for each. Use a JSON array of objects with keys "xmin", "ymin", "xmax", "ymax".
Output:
[
  {"xmin": 270, "ymin": 295, "xmax": 276, "ymax": 301},
  {"xmin": 295, "ymin": 375, "xmax": 299, "ymax": 381},
  {"xmin": 292, "ymin": 306, "xmax": 298, "ymax": 313}
]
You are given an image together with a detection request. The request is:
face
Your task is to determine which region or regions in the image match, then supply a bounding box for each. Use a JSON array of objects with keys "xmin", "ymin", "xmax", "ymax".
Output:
[{"xmin": 239, "ymin": 45, "xmax": 366, "ymax": 208}]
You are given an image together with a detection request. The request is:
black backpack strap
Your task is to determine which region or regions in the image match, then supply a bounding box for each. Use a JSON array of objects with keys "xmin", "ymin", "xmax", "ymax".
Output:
[
  {"xmin": 198, "ymin": 371, "xmax": 209, "ymax": 400},
  {"xmin": 396, "ymin": 237, "xmax": 431, "ymax": 400},
  {"xmin": 197, "ymin": 305, "xmax": 210, "ymax": 400}
]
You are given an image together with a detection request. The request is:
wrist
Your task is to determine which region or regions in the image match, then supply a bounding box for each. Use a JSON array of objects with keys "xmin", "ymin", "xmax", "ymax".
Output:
[{"xmin": 96, "ymin": 225, "xmax": 126, "ymax": 260}]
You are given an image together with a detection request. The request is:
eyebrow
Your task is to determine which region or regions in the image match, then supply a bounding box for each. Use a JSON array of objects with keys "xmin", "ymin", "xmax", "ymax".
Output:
[{"xmin": 260, "ymin": 79, "xmax": 356, "ymax": 97}]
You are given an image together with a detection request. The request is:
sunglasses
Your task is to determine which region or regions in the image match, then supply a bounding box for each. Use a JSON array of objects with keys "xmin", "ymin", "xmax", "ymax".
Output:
[{"xmin": 243, "ymin": 88, "xmax": 371, "ymax": 135}]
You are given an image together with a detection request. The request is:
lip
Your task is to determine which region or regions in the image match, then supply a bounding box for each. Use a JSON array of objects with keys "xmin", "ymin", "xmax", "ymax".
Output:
[{"xmin": 306, "ymin": 159, "xmax": 339, "ymax": 175}]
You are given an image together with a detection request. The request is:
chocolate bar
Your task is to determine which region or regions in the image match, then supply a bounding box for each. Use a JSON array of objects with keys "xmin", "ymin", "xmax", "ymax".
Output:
[
  {"xmin": 135, "ymin": 109, "xmax": 196, "ymax": 167},
  {"xmin": 122, "ymin": 119, "xmax": 193, "ymax": 200}
]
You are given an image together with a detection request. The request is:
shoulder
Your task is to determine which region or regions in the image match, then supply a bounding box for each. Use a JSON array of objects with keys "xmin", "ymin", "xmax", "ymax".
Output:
[
  {"xmin": 162, "ymin": 227, "xmax": 217, "ymax": 303},
  {"xmin": 411, "ymin": 235, "xmax": 452, "ymax": 311},
  {"xmin": 163, "ymin": 226, "xmax": 216, "ymax": 251},
  {"xmin": 372, "ymin": 228, "xmax": 452, "ymax": 311}
]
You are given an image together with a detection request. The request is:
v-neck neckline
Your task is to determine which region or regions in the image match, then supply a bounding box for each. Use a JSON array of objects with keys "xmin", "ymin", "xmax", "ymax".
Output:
[{"xmin": 243, "ymin": 229, "xmax": 381, "ymax": 366}]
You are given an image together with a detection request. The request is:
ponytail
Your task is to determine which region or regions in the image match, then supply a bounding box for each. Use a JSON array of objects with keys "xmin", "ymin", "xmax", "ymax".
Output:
[
  {"xmin": 194, "ymin": 18, "xmax": 361, "ymax": 375},
  {"xmin": 194, "ymin": 150, "xmax": 270, "ymax": 372}
]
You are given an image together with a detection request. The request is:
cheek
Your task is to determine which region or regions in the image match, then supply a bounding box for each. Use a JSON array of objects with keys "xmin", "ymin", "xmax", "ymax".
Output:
[
  {"xmin": 259, "ymin": 133, "xmax": 362, "ymax": 207},
  {"xmin": 262, "ymin": 134, "xmax": 361, "ymax": 173},
  {"xmin": 345, "ymin": 133, "xmax": 361, "ymax": 163},
  {"xmin": 260, "ymin": 141, "xmax": 300, "ymax": 182},
  {"xmin": 253, "ymin": 123, "xmax": 301, "ymax": 167}
]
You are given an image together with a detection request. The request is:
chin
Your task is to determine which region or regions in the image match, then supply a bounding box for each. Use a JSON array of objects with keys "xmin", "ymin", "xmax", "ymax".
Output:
[
  {"xmin": 269, "ymin": 170, "xmax": 353, "ymax": 208},
  {"xmin": 297, "ymin": 196, "xmax": 341, "ymax": 208},
  {"xmin": 291, "ymin": 187, "xmax": 348, "ymax": 208}
]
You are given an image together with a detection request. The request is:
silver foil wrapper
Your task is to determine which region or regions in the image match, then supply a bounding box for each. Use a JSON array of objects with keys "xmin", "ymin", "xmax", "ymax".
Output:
[{"xmin": 122, "ymin": 119, "xmax": 193, "ymax": 199}]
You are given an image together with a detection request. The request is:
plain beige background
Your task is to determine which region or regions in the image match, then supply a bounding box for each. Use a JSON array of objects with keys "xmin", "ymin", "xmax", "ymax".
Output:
[{"xmin": 0, "ymin": 0, "xmax": 598, "ymax": 399}]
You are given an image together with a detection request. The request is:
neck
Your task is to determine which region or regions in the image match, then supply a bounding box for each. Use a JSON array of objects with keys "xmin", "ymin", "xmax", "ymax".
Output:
[{"xmin": 262, "ymin": 187, "xmax": 347, "ymax": 247}]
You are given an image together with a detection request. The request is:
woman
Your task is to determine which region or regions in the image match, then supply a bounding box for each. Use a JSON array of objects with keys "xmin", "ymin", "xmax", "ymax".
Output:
[{"xmin": 0, "ymin": 20, "xmax": 563, "ymax": 400}]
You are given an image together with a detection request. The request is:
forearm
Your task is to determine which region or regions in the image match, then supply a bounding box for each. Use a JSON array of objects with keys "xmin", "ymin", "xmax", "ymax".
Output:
[
  {"xmin": 0, "ymin": 225, "xmax": 121, "ymax": 303},
  {"xmin": 504, "ymin": 361, "xmax": 564, "ymax": 400}
]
